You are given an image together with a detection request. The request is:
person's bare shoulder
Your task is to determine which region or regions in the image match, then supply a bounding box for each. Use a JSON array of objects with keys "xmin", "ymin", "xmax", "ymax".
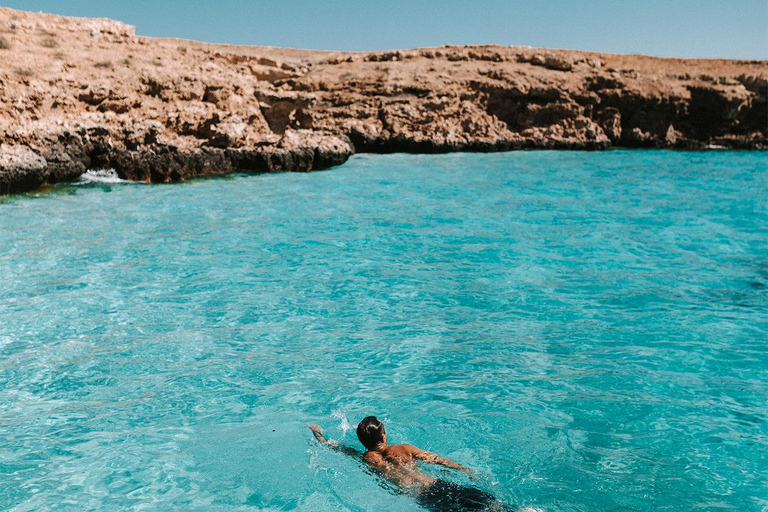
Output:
[
  {"xmin": 383, "ymin": 444, "xmax": 422, "ymax": 459},
  {"xmin": 363, "ymin": 451, "xmax": 386, "ymax": 467},
  {"xmin": 398, "ymin": 444, "xmax": 424, "ymax": 455}
]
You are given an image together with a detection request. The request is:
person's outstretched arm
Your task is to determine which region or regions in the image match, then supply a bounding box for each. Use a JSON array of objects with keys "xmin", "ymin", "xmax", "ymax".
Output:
[
  {"xmin": 307, "ymin": 424, "xmax": 361, "ymax": 459},
  {"xmin": 409, "ymin": 445, "xmax": 474, "ymax": 473}
]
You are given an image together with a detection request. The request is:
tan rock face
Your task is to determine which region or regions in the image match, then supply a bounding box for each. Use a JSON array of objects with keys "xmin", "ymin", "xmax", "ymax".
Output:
[{"xmin": 0, "ymin": 7, "xmax": 766, "ymax": 194}]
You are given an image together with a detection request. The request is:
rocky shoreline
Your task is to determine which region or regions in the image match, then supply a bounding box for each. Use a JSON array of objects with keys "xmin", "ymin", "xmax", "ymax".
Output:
[{"xmin": 1, "ymin": 8, "xmax": 766, "ymax": 195}]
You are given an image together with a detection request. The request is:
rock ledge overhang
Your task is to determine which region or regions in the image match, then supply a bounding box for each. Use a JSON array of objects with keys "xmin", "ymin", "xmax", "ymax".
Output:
[{"xmin": 1, "ymin": 8, "xmax": 766, "ymax": 194}]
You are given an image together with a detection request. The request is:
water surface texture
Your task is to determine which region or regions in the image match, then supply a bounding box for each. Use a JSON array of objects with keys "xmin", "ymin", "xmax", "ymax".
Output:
[{"xmin": 1, "ymin": 151, "xmax": 767, "ymax": 512}]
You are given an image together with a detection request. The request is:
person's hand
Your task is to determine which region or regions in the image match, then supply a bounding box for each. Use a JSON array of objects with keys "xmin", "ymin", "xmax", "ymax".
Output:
[{"xmin": 307, "ymin": 423, "xmax": 327, "ymax": 442}]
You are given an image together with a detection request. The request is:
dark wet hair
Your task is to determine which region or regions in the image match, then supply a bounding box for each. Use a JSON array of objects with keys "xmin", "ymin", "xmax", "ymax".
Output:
[{"xmin": 357, "ymin": 416, "xmax": 385, "ymax": 450}]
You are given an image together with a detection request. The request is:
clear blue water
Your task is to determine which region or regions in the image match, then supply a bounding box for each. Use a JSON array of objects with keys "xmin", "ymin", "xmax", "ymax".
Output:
[{"xmin": 1, "ymin": 151, "xmax": 767, "ymax": 512}]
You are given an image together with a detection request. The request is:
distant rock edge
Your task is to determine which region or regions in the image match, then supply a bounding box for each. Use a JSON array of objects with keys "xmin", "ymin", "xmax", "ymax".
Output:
[{"xmin": 0, "ymin": 8, "xmax": 765, "ymax": 194}]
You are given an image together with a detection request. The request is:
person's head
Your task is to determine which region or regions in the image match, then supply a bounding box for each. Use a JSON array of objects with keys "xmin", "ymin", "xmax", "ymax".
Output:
[{"xmin": 357, "ymin": 416, "xmax": 386, "ymax": 450}]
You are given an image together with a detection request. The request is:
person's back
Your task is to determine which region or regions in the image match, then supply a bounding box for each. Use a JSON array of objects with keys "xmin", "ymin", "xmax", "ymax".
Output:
[
  {"xmin": 309, "ymin": 416, "xmax": 514, "ymax": 511},
  {"xmin": 362, "ymin": 442, "xmax": 440, "ymax": 490}
]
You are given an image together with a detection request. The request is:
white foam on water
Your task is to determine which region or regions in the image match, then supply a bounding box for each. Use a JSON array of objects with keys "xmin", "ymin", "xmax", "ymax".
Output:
[
  {"xmin": 332, "ymin": 411, "xmax": 354, "ymax": 437},
  {"xmin": 76, "ymin": 169, "xmax": 131, "ymax": 184}
]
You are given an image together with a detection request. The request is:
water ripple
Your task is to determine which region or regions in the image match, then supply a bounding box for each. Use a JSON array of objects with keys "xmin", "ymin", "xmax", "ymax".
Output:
[{"xmin": 1, "ymin": 151, "xmax": 766, "ymax": 511}]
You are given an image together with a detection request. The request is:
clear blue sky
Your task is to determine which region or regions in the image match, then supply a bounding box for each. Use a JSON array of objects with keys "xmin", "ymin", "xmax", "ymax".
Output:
[{"xmin": 4, "ymin": 0, "xmax": 767, "ymax": 59}]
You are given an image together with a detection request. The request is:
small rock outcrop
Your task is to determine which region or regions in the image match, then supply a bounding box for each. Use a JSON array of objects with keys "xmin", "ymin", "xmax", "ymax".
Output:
[{"xmin": 0, "ymin": 8, "xmax": 766, "ymax": 194}]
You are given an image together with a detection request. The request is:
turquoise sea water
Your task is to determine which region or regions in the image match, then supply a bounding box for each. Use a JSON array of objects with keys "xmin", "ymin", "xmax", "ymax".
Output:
[{"xmin": 1, "ymin": 151, "xmax": 766, "ymax": 512}]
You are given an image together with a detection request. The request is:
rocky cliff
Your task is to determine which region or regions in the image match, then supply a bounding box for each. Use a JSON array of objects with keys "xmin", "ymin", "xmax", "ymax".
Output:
[{"xmin": 1, "ymin": 8, "xmax": 765, "ymax": 194}]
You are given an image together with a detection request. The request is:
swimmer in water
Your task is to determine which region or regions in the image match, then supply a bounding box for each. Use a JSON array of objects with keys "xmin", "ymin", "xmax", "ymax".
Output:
[{"xmin": 308, "ymin": 416, "xmax": 513, "ymax": 512}]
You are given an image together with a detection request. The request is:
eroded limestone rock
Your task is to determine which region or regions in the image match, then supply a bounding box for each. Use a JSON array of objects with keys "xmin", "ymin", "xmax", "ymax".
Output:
[{"xmin": 0, "ymin": 7, "xmax": 765, "ymax": 194}]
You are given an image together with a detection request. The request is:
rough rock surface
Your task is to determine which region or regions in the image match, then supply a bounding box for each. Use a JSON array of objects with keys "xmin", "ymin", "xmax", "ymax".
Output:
[{"xmin": 0, "ymin": 8, "xmax": 766, "ymax": 194}]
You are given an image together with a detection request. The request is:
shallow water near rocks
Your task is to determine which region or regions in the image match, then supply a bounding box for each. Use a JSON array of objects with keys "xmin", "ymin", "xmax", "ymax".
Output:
[{"xmin": 1, "ymin": 150, "xmax": 766, "ymax": 512}]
